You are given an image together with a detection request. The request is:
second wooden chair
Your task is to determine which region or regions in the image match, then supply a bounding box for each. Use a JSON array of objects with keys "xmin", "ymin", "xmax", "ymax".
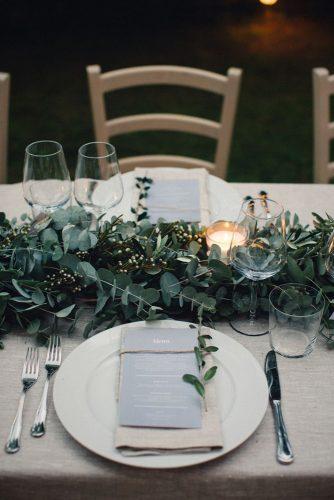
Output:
[{"xmin": 86, "ymin": 65, "xmax": 242, "ymax": 179}]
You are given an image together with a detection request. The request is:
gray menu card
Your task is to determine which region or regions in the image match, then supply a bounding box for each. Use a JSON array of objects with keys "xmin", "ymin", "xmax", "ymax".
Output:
[
  {"xmin": 146, "ymin": 179, "xmax": 201, "ymax": 223},
  {"xmin": 119, "ymin": 328, "xmax": 202, "ymax": 429}
]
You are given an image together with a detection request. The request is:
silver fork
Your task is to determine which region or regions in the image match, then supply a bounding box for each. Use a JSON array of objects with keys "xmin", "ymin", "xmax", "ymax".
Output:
[
  {"xmin": 31, "ymin": 335, "xmax": 61, "ymax": 437},
  {"xmin": 5, "ymin": 347, "xmax": 40, "ymax": 454}
]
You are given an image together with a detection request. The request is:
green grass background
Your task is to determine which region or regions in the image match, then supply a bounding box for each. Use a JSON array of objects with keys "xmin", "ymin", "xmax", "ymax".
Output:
[{"xmin": 3, "ymin": 8, "xmax": 334, "ymax": 183}]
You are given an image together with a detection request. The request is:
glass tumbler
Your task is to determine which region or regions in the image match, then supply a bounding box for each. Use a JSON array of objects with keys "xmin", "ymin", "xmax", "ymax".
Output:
[{"xmin": 269, "ymin": 283, "xmax": 325, "ymax": 358}]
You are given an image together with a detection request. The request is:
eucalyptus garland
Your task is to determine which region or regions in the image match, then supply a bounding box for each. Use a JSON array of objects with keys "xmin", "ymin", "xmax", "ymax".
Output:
[{"xmin": 1, "ymin": 206, "xmax": 334, "ymax": 354}]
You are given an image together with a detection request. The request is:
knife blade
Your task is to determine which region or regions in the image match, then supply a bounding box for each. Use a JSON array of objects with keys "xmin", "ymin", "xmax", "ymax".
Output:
[{"xmin": 265, "ymin": 350, "xmax": 294, "ymax": 464}]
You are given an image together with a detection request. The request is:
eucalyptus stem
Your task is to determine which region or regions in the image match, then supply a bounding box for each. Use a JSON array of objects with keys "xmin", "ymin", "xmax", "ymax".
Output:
[{"xmin": 197, "ymin": 315, "xmax": 208, "ymax": 412}]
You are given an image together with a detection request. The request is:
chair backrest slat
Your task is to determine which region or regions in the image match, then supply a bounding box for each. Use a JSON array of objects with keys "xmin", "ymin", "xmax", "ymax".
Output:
[
  {"xmin": 313, "ymin": 67, "xmax": 334, "ymax": 183},
  {"xmin": 119, "ymin": 154, "xmax": 215, "ymax": 173},
  {"xmin": 87, "ymin": 65, "xmax": 242, "ymax": 178},
  {"xmin": 99, "ymin": 65, "xmax": 228, "ymax": 94},
  {"xmin": 0, "ymin": 73, "xmax": 10, "ymax": 184},
  {"xmin": 106, "ymin": 113, "xmax": 220, "ymax": 139}
]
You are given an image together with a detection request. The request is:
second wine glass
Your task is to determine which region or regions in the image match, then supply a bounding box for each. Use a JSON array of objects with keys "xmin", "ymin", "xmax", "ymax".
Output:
[
  {"xmin": 229, "ymin": 198, "xmax": 286, "ymax": 336},
  {"xmin": 74, "ymin": 142, "xmax": 124, "ymax": 218}
]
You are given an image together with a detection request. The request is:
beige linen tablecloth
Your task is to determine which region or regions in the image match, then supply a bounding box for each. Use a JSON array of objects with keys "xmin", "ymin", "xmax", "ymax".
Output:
[
  {"xmin": 1, "ymin": 182, "xmax": 334, "ymax": 500},
  {"xmin": 2, "ymin": 181, "xmax": 334, "ymax": 226}
]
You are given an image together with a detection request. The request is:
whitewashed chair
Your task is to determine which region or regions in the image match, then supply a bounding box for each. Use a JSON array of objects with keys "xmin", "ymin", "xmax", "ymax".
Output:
[
  {"xmin": 0, "ymin": 73, "xmax": 10, "ymax": 183},
  {"xmin": 87, "ymin": 65, "xmax": 242, "ymax": 179},
  {"xmin": 313, "ymin": 67, "xmax": 334, "ymax": 183}
]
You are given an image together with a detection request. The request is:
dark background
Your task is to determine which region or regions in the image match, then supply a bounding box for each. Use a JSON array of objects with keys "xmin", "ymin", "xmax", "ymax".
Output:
[{"xmin": 1, "ymin": 0, "xmax": 334, "ymax": 182}]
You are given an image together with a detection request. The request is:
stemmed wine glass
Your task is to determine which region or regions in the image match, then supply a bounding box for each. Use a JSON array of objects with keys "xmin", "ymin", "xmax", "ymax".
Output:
[
  {"xmin": 23, "ymin": 141, "xmax": 72, "ymax": 218},
  {"xmin": 74, "ymin": 142, "xmax": 123, "ymax": 219},
  {"xmin": 229, "ymin": 198, "xmax": 286, "ymax": 336}
]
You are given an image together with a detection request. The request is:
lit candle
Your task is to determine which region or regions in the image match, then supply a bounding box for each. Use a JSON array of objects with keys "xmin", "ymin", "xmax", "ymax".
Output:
[{"xmin": 206, "ymin": 221, "xmax": 246, "ymax": 262}]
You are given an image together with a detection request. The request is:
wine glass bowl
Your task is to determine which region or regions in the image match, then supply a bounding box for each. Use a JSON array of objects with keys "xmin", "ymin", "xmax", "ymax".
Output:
[
  {"xmin": 74, "ymin": 142, "xmax": 123, "ymax": 217},
  {"xmin": 23, "ymin": 141, "xmax": 71, "ymax": 217},
  {"xmin": 230, "ymin": 198, "xmax": 286, "ymax": 280}
]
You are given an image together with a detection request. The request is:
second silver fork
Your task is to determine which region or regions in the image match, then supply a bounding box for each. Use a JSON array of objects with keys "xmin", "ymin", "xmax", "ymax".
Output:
[{"xmin": 31, "ymin": 335, "xmax": 62, "ymax": 437}]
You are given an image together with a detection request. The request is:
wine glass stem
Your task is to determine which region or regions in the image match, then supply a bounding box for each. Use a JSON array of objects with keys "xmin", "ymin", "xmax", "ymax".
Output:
[{"xmin": 249, "ymin": 281, "xmax": 258, "ymax": 323}]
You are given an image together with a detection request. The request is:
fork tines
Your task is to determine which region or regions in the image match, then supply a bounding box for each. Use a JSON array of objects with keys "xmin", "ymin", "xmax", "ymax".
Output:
[
  {"xmin": 46, "ymin": 335, "xmax": 61, "ymax": 366},
  {"xmin": 23, "ymin": 347, "xmax": 39, "ymax": 378}
]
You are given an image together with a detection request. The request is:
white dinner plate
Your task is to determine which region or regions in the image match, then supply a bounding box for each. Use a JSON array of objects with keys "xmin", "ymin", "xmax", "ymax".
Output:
[{"xmin": 53, "ymin": 319, "xmax": 268, "ymax": 469}]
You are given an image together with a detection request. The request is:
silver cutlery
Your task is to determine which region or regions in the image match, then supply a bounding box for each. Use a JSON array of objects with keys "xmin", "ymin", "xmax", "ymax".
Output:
[
  {"xmin": 31, "ymin": 335, "xmax": 62, "ymax": 437},
  {"xmin": 5, "ymin": 347, "xmax": 39, "ymax": 454},
  {"xmin": 265, "ymin": 350, "xmax": 294, "ymax": 464}
]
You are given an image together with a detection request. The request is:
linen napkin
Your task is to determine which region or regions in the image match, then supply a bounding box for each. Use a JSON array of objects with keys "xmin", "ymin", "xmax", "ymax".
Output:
[
  {"xmin": 114, "ymin": 327, "xmax": 223, "ymax": 456},
  {"xmin": 132, "ymin": 167, "xmax": 211, "ymax": 225}
]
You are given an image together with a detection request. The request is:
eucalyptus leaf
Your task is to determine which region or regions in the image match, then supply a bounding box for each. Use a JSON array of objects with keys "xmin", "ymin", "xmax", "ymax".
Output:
[
  {"xmin": 188, "ymin": 240, "xmax": 201, "ymax": 255},
  {"xmin": 77, "ymin": 261, "xmax": 97, "ymax": 284},
  {"xmin": 194, "ymin": 346, "xmax": 203, "ymax": 368},
  {"xmin": 182, "ymin": 374, "xmax": 199, "ymax": 385},
  {"xmin": 52, "ymin": 245, "xmax": 63, "ymax": 261},
  {"xmin": 160, "ymin": 272, "xmax": 180, "ymax": 297},
  {"xmin": 55, "ymin": 304, "xmax": 76, "ymax": 318},
  {"xmin": 51, "ymin": 209, "xmax": 70, "ymax": 230},
  {"xmin": 78, "ymin": 228, "xmax": 98, "ymax": 251},
  {"xmin": 287, "ymin": 256, "xmax": 306, "ymax": 283},
  {"xmin": 204, "ymin": 346, "xmax": 219, "ymax": 353},
  {"xmin": 210, "ymin": 260, "xmax": 232, "ymax": 280},
  {"xmin": 194, "ymin": 379, "xmax": 205, "ymax": 398},
  {"xmin": 95, "ymin": 291, "xmax": 109, "ymax": 314},
  {"xmin": 204, "ymin": 366, "xmax": 217, "ymax": 381},
  {"xmin": 31, "ymin": 289, "xmax": 45, "ymax": 305},
  {"xmin": 59, "ymin": 253, "xmax": 81, "ymax": 272},
  {"xmin": 317, "ymin": 254, "xmax": 326, "ymax": 276},
  {"xmin": 186, "ymin": 258, "xmax": 198, "ymax": 279},
  {"xmin": 26, "ymin": 318, "xmax": 41, "ymax": 335},
  {"xmin": 12, "ymin": 279, "xmax": 31, "ymax": 298},
  {"xmin": 40, "ymin": 227, "xmax": 59, "ymax": 247},
  {"xmin": 208, "ymin": 244, "xmax": 222, "ymax": 261},
  {"xmin": 83, "ymin": 320, "xmax": 95, "ymax": 339}
]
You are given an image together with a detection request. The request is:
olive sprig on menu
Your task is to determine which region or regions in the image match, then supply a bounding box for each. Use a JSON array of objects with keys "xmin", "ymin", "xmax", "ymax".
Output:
[{"xmin": 182, "ymin": 315, "xmax": 218, "ymax": 406}]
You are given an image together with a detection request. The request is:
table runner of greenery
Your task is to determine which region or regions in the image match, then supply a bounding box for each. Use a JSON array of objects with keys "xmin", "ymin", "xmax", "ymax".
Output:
[{"xmin": 1, "ymin": 206, "xmax": 334, "ymax": 350}]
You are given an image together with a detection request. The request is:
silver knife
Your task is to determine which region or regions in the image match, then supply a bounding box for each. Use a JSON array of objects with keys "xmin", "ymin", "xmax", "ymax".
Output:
[{"xmin": 265, "ymin": 350, "xmax": 294, "ymax": 464}]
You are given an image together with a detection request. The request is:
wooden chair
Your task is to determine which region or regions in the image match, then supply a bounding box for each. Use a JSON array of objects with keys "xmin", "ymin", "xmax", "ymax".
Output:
[
  {"xmin": 87, "ymin": 65, "xmax": 242, "ymax": 178},
  {"xmin": 0, "ymin": 72, "xmax": 10, "ymax": 183},
  {"xmin": 313, "ymin": 67, "xmax": 334, "ymax": 183}
]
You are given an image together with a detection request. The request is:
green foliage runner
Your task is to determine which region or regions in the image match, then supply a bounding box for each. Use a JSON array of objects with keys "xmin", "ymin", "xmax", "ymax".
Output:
[{"xmin": 1, "ymin": 207, "xmax": 334, "ymax": 355}]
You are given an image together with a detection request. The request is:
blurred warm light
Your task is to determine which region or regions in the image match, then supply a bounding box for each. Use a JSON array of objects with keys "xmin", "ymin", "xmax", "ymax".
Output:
[{"xmin": 259, "ymin": 0, "xmax": 278, "ymax": 5}]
